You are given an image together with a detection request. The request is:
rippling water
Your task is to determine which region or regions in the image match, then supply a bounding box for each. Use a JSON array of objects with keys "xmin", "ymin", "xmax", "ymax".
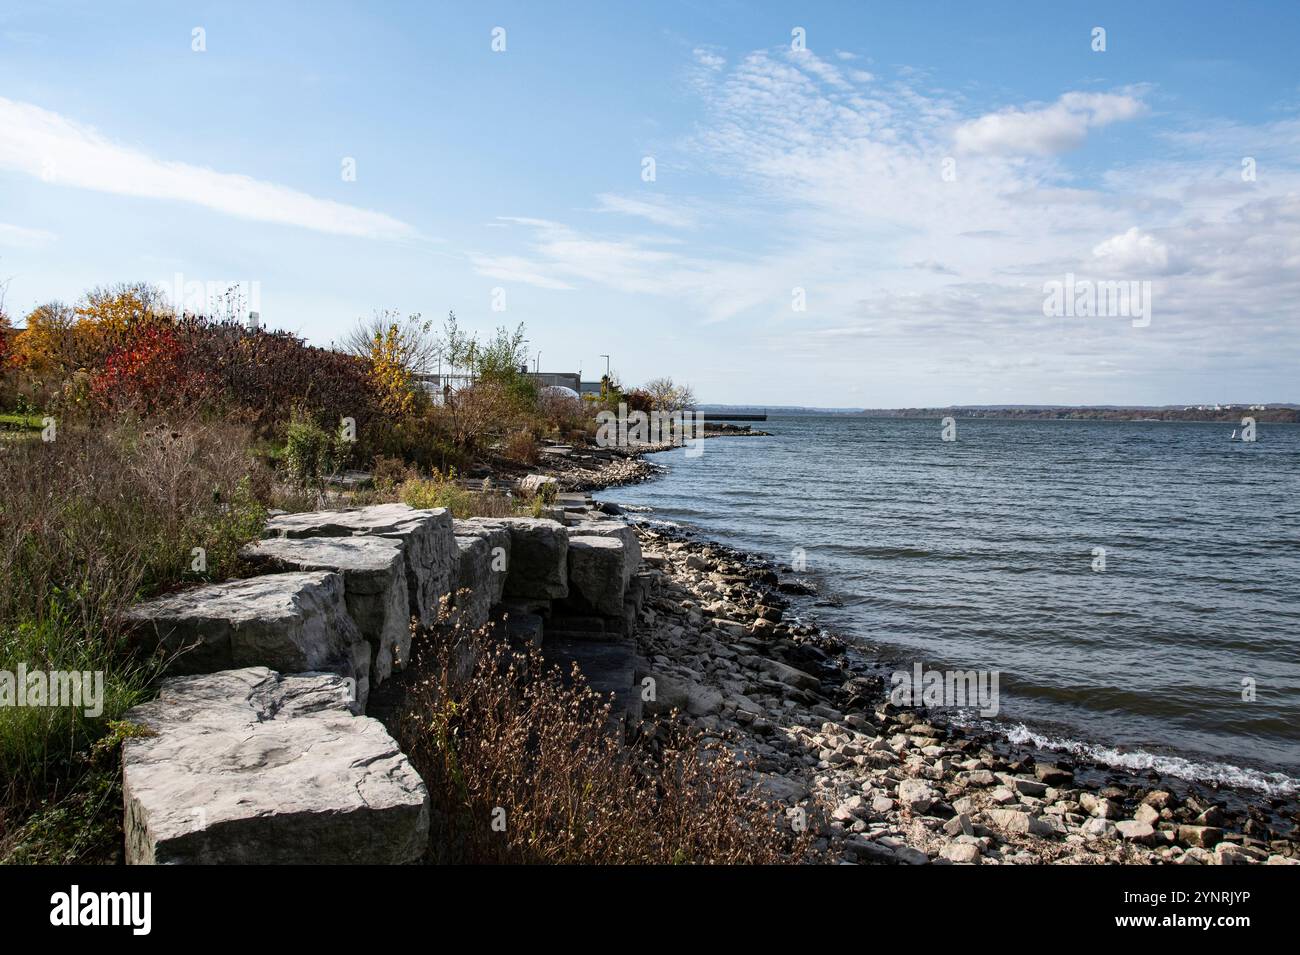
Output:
[{"xmin": 602, "ymin": 416, "xmax": 1300, "ymax": 793}]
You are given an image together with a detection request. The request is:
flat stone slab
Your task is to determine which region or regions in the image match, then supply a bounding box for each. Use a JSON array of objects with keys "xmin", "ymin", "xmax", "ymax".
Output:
[
  {"xmin": 263, "ymin": 504, "xmax": 455, "ymax": 626},
  {"xmin": 241, "ymin": 536, "xmax": 410, "ymax": 686},
  {"xmin": 126, "ymin": 572, "xmax": 370, "ymax": 709},
  {"xmin": 567, "ymin": 536, "xmax": 627, "ymax": 616},
  {"xmin": 123, "ymin": 667, "xmax": 429, "ymax": 864}
]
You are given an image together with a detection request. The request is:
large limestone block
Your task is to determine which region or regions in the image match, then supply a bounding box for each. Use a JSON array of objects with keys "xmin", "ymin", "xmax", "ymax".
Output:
[
  {"xmin": 126, "ymin": 572, "xmax": 370, "ymax": 708},
  {"xmin": 567, "ymin": 536, "xmax": 627, "ymax": 616},
  {"xmin": 452, "ymin": 519, "xmax": 511, "ymax": 606},
  {"xmin": 263, "ymin": 504, "xmax": 455, "ymax": 624},
  {"xmin": 241, "ymin": 535, "xmax": 411, "ymax": 684},
  {"xmin": 123, "ymin": 668, "xmax": 429, "ymax": 864},
  {"xmin": 481, "ymin": 518, "xmax": 569, "ymax": 600},
  {"xmin": 449, "ymin": 536, "xmax": 493, "ymax": 630},
  {"xmin": 566, "ymin": 519, "xmax": 641, "ymax": 585}
]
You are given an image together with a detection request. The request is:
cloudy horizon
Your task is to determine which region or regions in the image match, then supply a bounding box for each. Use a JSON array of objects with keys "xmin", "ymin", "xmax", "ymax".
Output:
[{"xmin": 2, "ymin": 2, "xmax": 1297, "ymax": 406}]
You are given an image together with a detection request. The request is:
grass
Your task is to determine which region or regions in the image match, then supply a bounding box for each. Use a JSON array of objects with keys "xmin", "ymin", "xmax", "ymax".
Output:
[
  {"xmin": 0, "ymin": 416, "xmax": 273, "ymax": 862},
  {"xmin": 0, "ymin": 412, "xmax": 43, "ymax": 431}
]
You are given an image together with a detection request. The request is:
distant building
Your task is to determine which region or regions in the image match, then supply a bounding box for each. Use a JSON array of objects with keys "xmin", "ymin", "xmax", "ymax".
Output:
[
  {"xmin": 527, "ymin": 371, "xmax": 580, "ymax": 392},
  {"xmin": 579, "ymin": 380, "xmax": 603, "ymax": 395}
]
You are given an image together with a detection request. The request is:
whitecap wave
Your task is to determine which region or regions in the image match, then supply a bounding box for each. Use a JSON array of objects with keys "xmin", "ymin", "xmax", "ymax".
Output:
[{"xmin": 993, "ymin": 722, "xmax": 1300, "ymax": 797}]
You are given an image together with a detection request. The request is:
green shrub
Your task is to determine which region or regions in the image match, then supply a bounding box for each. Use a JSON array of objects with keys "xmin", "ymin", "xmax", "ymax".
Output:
[{"xmin": 284, "ymin": 409, "xmax": 348, "ymax": 485}]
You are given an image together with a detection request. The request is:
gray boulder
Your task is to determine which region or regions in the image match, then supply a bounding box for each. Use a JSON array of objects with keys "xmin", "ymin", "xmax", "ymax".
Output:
[
  {"xmin": 263, "ymin": 504, "xmax": 455, "ymax": 625},
  {"xmin": 452, "ymin": 518, "xmax": 511, "ymax": 606},
  {"xmin": 566, "ymin": 519, "xmax": 641, "ymax": 584},
  {"xmin": 126, "ymin": 572, "xmax": 370, "ymax": 708},
  {"xmin": 483, "ymin": 518, "xmax": 569, "ymax": 600},
  {"xmin": 567, "ymin": 536, "xmax": 627, "ymax": 615},
  {"xmin": 449, "ymin": 536, "xmax": 493, "ymax": 630},
  {"xmin": 241, "ymin": 535, "xmax": 410, "ymax": 685},
  {"xmin": 123, "ymin": 667, "xmax": 429, "ymax": 864}
]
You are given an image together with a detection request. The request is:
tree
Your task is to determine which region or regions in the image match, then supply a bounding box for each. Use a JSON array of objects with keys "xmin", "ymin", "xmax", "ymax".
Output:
[
  {"xmin": 642, "ymin": 376, "xmax": 696, "ymax": 413},
  {"xmin": 343, "ymin": 309, "xmax": 439, "ymax": 374}
]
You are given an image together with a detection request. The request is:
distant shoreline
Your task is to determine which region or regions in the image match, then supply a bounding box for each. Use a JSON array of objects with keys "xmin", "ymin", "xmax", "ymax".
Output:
[{"xmin": 698, "ymin": 405, "xmax": 1300, "ymax": 424}]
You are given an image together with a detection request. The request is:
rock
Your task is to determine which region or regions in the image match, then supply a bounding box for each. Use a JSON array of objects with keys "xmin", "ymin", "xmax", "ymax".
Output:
[
  {"xmin": 240, "ymin": 535, "xmax": 410, "ymax": 685},
  {"xmin": 897, "ymin": 779, "xmax": 937, "ymax": 813},
  {"xmin": 894, "ymin": 846, "xmax": 930, "ymax": 865},
  {"xmin": 1034, "ymin": 763, "xmax": 1073, "ymax": 785},
  {"xmin": 1133, "ymin": 803, "xmax": 1161, "ymax": 826},
  {"xmin": 940, "ymin": 843, "xmax": 981, "ymax": 864},
  {"xmin": 126, "ymin": 572, "xmax": 370, "ymax": 709},
  {"xmin": 1177, "ymin": 825, "xmax": 1224, "ymax": 849},
  {"xmin": 642, "ymin": 671, "xmax": 720, "ymax": 717},
  {"xmin": 1213, "ymin": 842, "xmax": 1249, "ymax": 865},
  {"xmin": 566, "ymin": 520, "xmax": 642, "ymax": 585},
  {"xmin": 987, "ymin": 805, "xmax": 1060, "ymax": 836},
  {"xmin": 871, "ymin": 795, "xmax": 896, "ymax": 814},
  {"xmin": 1116, "ymin": 820, "xmax": 1156, "ymax": 844},
  {"xmin": 1142, "ymin": 790, "xmax": 1173, "ymax": 810},
  {"xmin": 518, "ymin": 474, "xmax": 558, "ymax": 498},
  {"xmin": 755, "ymin": 774, "xmax": 808, "ymax": 804},
  {"xmin": 684, "ymin": 554, "xmax": 710, "ymax": 571},
  {"xmin": 1011, "ymin": 776, "xmax": 1048, "ymax": 798},
  {"xmin": 1082, "ymin": 817, "xmax": 1118, "ymax": 841},
  {"xmin": 567, "ymin": 536, "xmax": 628, "ymax": 615},
  {"xmin": 122, "ymin": 668, "xmax": 429, "ymax": 864},
  {"xmin": 485, "ymin": 518, "xmax": 569, "ymax": 600},
  {"xmin": 263, "ymin": 504, "xmax": 455, "ymax": 625},
  {"xmin": 1080, "ymin": 792, "xmax": 1121, "ymax": 819},
  {"xmin": 452, "ymin": 519, "xmax": 511, "ymax": 606},
  {"xmin": 761, "ymin": 658, "xmax": 821, "ymax": 692},
  {"xmin": 448, "ymin": 536, "xmax": 494, "ymax": 629}
]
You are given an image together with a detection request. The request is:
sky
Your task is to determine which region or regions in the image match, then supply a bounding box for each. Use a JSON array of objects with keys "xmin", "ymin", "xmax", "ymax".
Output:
[{"xmin": 1, "ymin": 1, "xmax": 1298, "ymax": 407}]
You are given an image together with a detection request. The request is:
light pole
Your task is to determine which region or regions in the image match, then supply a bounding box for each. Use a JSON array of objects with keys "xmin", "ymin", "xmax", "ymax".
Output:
[
  {"xmin": 600, "ymin": 354, "xmax": 610, "ymax": 377},
  {"xmin": 535, "ymin": 350, "xmax": 541, "ymax": 374}
]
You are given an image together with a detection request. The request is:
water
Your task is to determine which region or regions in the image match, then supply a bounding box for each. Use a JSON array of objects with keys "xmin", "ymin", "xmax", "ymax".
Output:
[{"xmin": 602, "ymin": 416, "xmax": 1300, "ymax": 795}]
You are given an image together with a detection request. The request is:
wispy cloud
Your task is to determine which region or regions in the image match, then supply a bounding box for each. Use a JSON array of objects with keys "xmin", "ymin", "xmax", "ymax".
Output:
[
  {"xmin": 0, "ymin": 97, "xmax": 415, "ymax": 239},
  {"xmin": 0, "ymin": 221, "xmax": 56, "ymax": 248},
  {"xmin": 470, "ymin": 45, "xmax": 1300, "ymax": 400},
  {"xmin": 594, "ymin": 193, "xmax": 698, "ymax": 229}
]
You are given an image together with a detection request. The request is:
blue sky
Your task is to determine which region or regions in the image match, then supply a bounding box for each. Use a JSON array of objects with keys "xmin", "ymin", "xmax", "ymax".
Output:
[{"xmin": 2, "ymin": 1, "xmax": 1298, "ymax": 406}]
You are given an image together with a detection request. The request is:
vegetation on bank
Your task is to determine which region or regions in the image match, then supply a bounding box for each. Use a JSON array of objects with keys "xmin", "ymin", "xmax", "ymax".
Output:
[
  {"xmin": 394, "ymin": 620, "xmax": 811, "ymax": 864},
  {"xmin": 0, "ymin": 281, "xmax": 732, "ymax": 864}
]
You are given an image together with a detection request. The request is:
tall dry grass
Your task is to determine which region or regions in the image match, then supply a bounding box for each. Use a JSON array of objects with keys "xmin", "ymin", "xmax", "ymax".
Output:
[
  {"xmin": 392, "ymin": 620, "xmax": 814, "ymax": 864},
  {"xmin": 0, "ymin": 416, "xmax": 270, "ymax": 861}
]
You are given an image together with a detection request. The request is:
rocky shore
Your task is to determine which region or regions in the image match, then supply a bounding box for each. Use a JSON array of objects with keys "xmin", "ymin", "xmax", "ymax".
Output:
[{"xmin": 586, "ymin": 473, "xmax": 1299, "ymax": 864}]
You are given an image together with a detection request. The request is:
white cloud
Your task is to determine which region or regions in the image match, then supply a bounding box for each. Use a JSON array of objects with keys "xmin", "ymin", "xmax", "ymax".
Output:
[
  {"xmin": 692, "ymin": 47, "xmax": 724, "ymax": 71},
  {"xmin": 472, "ymin": 48, "xmax": 1300, "ymax": 402},
  {"xmin": 0, "ymin": 97, "xmax": 415, "ymax": 239},
  {"xmin": 1092, "ymin": 227, "xmax": 1173, "ymax": 273},
  {"xmin": 0, "ymin": 221, "xmax": 56, "ymax": 248},
  {"xmin": 594, "ymin": 193, "xmax": 697, "ymax": 229},
  {"xmin": 954, "ymin": 91, "xmax": 1145, "ymax": 156}
]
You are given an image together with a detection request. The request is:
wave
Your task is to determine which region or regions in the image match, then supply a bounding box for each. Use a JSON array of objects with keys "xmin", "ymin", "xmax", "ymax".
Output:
[{"xmin": 991, "ymin": 721, "xmax": 1300, "ymax": 797}]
